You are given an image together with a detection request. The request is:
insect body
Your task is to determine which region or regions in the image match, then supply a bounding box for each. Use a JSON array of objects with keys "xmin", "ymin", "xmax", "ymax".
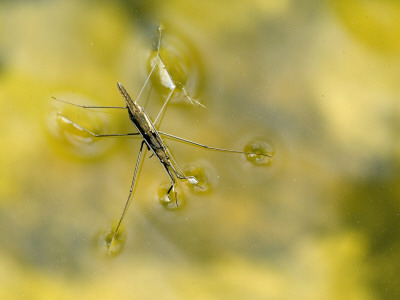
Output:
[
  {"xmin": 118, "ymin": 82, "xmax": 198, "ymax": 199},
  {"xmin": 54, "ymin": 27, "xmax": 272, "ymax": 255}
]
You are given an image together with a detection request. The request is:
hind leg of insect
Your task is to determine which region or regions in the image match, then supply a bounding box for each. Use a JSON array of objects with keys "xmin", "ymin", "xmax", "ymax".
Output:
[{"xmin": 108, "ymin": 140, "xmax": 147, "ymax": 255}]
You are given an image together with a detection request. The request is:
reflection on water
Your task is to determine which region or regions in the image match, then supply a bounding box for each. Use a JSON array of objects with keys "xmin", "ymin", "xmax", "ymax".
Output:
[{"xmin": 1, "ymin": 0, "xmax": 399, "ymax": 299}]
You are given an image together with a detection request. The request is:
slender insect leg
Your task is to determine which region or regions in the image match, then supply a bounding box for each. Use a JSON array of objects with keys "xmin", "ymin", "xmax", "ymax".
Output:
[
  {"xmin": 176, "ymin": 83, "xmax": 206, "ymax": 108},
  {"xmin": 135, "ymin": 26, "xmax": 164, "ymax": 104},
  {"xmin": 165, "ymin": 148, "xmax": 185, "ymax": 177},
  {"xmin": 57, "ymin": 114, "xmax": 140, "ymax": 137},
  {"xmin": 52, "ymin": 97, "xmax": 127, "ymax": 109},
  {"xmin": 158, "ymin": 131, "xmax": 272, "ymax": 157},
  {"xmin": 151, "ymin": 29, "xmax": 203, "ymax": 126},
  {"xmin": 162, "ymin": 164, "xmax": 179, "ymax": 206},
  {"xmin": 155, "ymin": 50, "xmax": 205, "ymax": 113},
  {"xmin": 163, "ymin": 147, "xmax": 200, "ymax": 187},
  {"xmin": 108, "ymin": 141, "xmax": 147, "ymax": 255},
  {"xmin": 154, "ymin": 87, "xmax": 176, "ymax": 126}
]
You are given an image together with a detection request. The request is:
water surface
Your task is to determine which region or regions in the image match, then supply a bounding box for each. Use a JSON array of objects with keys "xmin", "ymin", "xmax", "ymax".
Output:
[{"xmin": 0, "ymin": 1, "xmax": 399, "ymax": 299}]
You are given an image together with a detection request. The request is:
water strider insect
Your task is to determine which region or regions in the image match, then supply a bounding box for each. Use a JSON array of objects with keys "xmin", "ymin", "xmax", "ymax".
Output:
[{"xmin": 54, "ymin": 27, "xmax": 272, "ymax": 255}]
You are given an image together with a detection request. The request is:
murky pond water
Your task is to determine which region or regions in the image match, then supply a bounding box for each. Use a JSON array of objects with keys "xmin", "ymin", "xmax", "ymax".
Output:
[{"xmin": 0, "ymin": 0, "xmax": 399, "ymax": 299}]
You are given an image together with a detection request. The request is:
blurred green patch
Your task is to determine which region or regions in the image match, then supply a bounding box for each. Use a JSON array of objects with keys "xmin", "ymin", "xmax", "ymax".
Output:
[{"xmin": 331, "ymin": 0, "xmax": 400, "ymax": 54}]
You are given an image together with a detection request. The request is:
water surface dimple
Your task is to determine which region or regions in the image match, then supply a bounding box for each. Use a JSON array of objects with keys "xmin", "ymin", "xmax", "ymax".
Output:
[
  {"xmin": 183, "ymin": 161, "xmax": 216, "ymax": 194},
  {"xmin": 47, "ymin": 95, "xmax": 116, "ymax": 159},
  {"xmin": 243, "ymin": 138, "xmax": 274, "ymax": 166},
  {"xmin": 95, "ymin": 225, "xmax": 126, "ymax": 257},
  {"xmin": 146, "ymin": 28, "xmax": 204, "ymax": 106},
  {"xmin": 157, "ymin": 182, "xmax": 186, "ymax": 210}
]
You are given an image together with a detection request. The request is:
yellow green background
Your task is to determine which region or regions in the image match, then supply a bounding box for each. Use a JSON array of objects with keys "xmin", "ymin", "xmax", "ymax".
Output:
[{"xmin": 1, "ymin": 0, "xmax": 399, "ymax": 299}]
